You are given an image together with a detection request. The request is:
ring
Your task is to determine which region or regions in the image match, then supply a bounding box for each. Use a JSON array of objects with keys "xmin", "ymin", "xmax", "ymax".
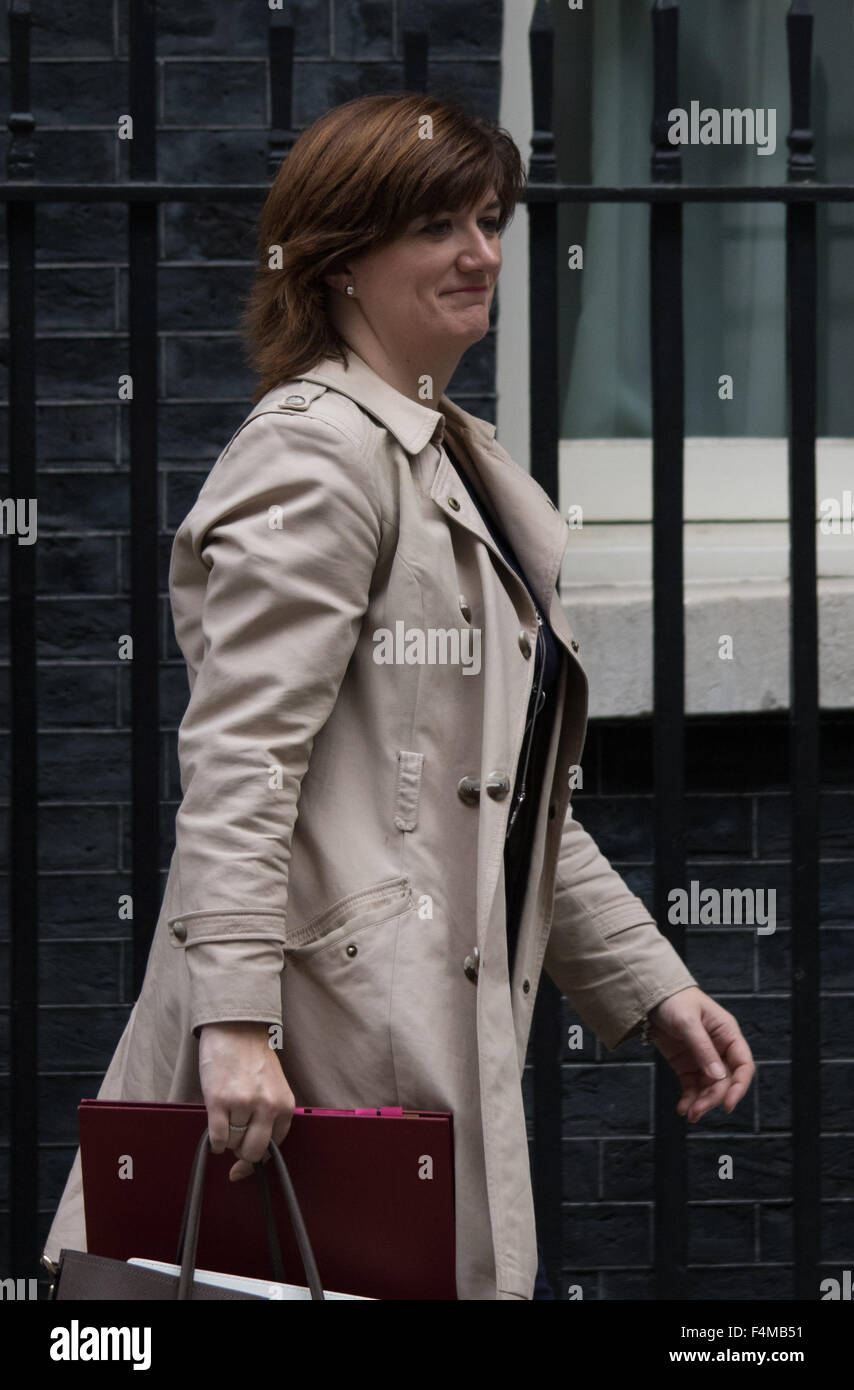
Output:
[{"xmin": 228, "ymin": 1122, "xmax": 249, "ymax": 1132}]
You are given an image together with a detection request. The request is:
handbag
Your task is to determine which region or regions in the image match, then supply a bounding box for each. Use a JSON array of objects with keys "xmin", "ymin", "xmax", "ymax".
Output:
[{"xmin": 45, "ymin": 1126, "xmax": 325, "ymax": 1300}]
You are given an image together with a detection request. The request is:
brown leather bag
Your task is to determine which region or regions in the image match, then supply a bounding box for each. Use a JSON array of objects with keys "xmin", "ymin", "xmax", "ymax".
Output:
[{"xmin": 45, "ymin": 1126, "xmax": 325, "ymax": 1300}]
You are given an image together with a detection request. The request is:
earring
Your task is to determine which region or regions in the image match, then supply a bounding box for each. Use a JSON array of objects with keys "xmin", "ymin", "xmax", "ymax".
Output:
[{"xmin": 345, "ymin": 284, "xmax": 355, "ymax": 296}]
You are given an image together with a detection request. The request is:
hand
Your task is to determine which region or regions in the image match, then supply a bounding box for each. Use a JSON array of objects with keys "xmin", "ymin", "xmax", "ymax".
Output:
[
  {"xmin": 198, "ymin": 1020, "xmax": 295, "ymax": 1181},
  {"xmin": 646, "ymin": 986, "xmax": 755, "ymax": 1123}
]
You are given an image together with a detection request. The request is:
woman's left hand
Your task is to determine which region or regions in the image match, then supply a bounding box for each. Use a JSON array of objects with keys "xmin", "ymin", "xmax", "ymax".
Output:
[{"xmin": 646, "ymin": 986, "xmax": 755, "ymax": 1122}]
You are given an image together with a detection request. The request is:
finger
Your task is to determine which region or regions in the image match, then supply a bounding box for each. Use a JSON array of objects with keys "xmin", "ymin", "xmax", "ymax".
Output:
[
  {"xmin": 229, "ymin": 1157, "xmax": 255, "ymax": 1182},
  {"xmin": 681, "ymin": 1022, "xmax": 729, "ymax": 1081},
  {"xmin": 207, "ymin": 1104, "xmax": 232, "ymax": 1155},
  {"xmin": 233, "ymin": 1111, "xmax": 272, "ymax": 1168},
  {"xmin": 271, "ymin": 1107, "xmax": 294, "ymax": 1150},
  {"xmin": 684, "ymin": 1077, "xmax": 731, "ymax": 1122}
]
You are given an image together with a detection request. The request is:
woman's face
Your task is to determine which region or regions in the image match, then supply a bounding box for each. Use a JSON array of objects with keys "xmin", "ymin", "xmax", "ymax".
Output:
[{"xmin": 342, "ymin": 187, "xmax": 502, "ymax": 359}]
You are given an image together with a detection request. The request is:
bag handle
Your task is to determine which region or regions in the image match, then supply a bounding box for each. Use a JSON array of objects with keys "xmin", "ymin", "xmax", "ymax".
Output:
[{"xmin": 175, "ymin": 1127, "xmax": 325, "ymax": 1300}]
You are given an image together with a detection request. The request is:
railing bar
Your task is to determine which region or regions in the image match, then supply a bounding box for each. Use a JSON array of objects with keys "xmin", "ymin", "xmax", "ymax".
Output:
[
  {"xmin": 650, "ymin": 0, "xmax": 687, "ymax": 1301},
  {"xmin": 128, "ymin": 0, "xmax": 161, "ymax": 992},
  {"xmin": 528, "ymin": 0, "xmax": 562, "ymax": 1297},
  {"xmin": 6, "ymin": 0, "xmax": 39, "ymax": 1278},
  {"xmin": 785, "ymin": 0, "xmax": 821, "ymax": 1301}
]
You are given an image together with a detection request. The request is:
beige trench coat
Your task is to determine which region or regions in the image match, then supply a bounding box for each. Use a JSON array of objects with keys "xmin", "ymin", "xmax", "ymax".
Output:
[{"xmin": 44, "ymin": 346, "xmax": 698, "ymax": 1299}]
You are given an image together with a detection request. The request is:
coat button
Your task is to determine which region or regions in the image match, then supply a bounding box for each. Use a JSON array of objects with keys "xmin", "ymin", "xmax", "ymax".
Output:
[
  {"xmin": 172, "ymin": 920, "xmax": 186, "ymax": 942},
  {"xmin": 448, "ymin": 496, "xmax": 461, "ymax": 511},
  {"xmin": 279, "ymin": 394, "xmax": 307, "ymax": 407},
  {"xmin": 485, "ymin": 772, "xmax": 510, "ymax": 800},
  {"xmin": 522, "ymin": 979, "xmax": 531, "ymax": 993},
  {"xmin": 570, "ymin": 639, "xmax": 579, "ymax": 652},
  {"xmin": 463, "ymin": 946, "xmax": 480, "ymax": 983},
  {"xmin": 518, "ymin": 631, "xmax": 532, "ymax": 659},
  {"xmin": 346, "ymin": 944, "xmax": 358, "ymax": 957},
  {"xmin": 457, "ymin": 775, "xmax": 481, "ymax": 805},
  {"xmin": 459, "ymin": 596, "xmax": 472, "ymax": 623}
]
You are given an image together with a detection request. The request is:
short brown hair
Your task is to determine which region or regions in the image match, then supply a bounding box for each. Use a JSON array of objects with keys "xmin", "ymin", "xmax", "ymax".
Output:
[{"xmin": 239, "ymin": 92, "xmax": 526, "ymax": 402}]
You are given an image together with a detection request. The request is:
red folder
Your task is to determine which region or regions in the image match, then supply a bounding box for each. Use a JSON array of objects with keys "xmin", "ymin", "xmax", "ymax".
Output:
[{"xmin": 78, "ymin": 1099, "xmax": 456, "ymax": 1300}]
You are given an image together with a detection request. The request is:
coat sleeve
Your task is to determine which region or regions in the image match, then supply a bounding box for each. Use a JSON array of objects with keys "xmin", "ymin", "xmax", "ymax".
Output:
[
  {"xmin": 543, "ymin": 803, "xmax": 699, "ymax": 1050},
  {"xmin": 165, "ymin": 408, "xmax": 384, "ymax": 1037}
]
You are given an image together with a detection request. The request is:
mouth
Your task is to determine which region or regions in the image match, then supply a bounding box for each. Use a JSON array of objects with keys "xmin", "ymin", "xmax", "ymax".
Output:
[{"xmin": 443, "ymin": 286, "xmax": 489, "ymax": 295}]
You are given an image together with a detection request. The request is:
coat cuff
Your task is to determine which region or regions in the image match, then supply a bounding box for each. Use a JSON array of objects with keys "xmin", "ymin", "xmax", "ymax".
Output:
[
  {"xmin": 544, "ymin": 908, "xmax": 699, "ymax": 1052},
  {"xmin": 178, "ymin": 937, "xmax": 285, "ymax": 1039}
]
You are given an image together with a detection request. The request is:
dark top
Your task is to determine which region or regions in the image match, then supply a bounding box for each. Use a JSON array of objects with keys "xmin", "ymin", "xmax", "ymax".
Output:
[{"xmin": 444, "ymin": 441, "xmax": 564, "ymax": 976}]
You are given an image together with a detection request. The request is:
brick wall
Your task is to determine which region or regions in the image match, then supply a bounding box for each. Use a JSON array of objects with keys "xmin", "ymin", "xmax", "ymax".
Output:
[{"xmin": 522, "ymin": 710, "xmax": 854, "ymax": 1299}]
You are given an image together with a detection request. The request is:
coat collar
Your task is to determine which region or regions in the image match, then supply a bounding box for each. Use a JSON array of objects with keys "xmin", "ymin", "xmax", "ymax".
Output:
[{"xmin": 297, "ymin": 346, "xmax": 498, "ymax": 457}]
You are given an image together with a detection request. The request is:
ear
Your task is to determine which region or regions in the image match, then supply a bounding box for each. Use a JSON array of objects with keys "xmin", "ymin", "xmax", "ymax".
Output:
[{"xmin": 323, "ymin": 267, "xmax": 354, "ymax": 295}]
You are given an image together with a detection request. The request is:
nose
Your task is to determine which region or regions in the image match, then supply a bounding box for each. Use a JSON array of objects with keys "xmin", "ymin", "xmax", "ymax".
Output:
[{"xmin": 457, "ymin": 222, "xmax": 501, "ymax": 276}]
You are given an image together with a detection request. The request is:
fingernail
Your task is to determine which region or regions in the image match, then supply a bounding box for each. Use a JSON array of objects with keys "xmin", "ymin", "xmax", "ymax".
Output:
[{"xmin": 709, "ymin": 1062, "xmax": 726, "ymax": 1079}]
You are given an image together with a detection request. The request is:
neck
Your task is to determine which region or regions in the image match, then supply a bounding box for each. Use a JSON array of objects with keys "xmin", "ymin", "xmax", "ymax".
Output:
[{"xmin": 334, "ymin": 321, "xmax": 466, "ymax": 407}]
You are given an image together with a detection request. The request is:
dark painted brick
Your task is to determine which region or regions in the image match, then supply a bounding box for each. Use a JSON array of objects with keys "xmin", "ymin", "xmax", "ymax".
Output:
[
  {"xmin": 34, "ymin": 337, "xmax": 130, "ymax": 401},
  {"xmin": 38, "ymin": 666, "xmax": 117, "ymax": 729},
  {"xmin": 560, "ymin": 1063, "xmax": 650, "ymax": 1137},
  {"xmin": 822, "ymin": 1003, "xmax": 854, "ymax": 1061},
  {"xmin": 154, "ymin": 130, "xmax": 271, "ymax": 184},
  {"xmin": 162, "ymin": 61, "xmax": 269, "ymax": 126},
  {"xmin": 39, "ymin": 733, "xmax": 131, "ymax": 799},
  {"xmin": 399, "ymin": 0, "xmax": 503, "ymax": 59},
  {"xmin": 821, "ymin": 1203, "xmax": 854, "ymax": 1264},
  {"xmin": 36, "ymin": 205, "xmax": 128, "ymax": 264},
  {"xmin": 147, "ymin": 0, "xmax": 268, "ymax": 57},
  {"xmin": 601, "ymin": 1139, "xmax": 653, "ymax": 1200},
  {"xmin": 32, "ymin": 60, "xmax": 125, "ymax": 124},
  {"xmin": 561, "ymin": 1139, "xmax": 599, "ymax": 1202},
  {"xmin": 0, "ymin": 270, "xmax": 114, "ymax": 336},
  {"xmin": 687, "ymin": 1138, "xmax": 791, "ymax": 1200},
  {"xmin": 682, "ymin": 1266, "xmax": 792, "ymax": 1299},
  {"xmin": 163, "ymin": 202, "xmax": 264, "ymax": 261},
  {"xmin": 428, "ymin": 61, "xmax": 503, "ymax": 120},
  {"xmin": 29, "ymin": 474, "xmax": 129, "ymax": 534},
  {"xmin": 164, "ymin": 472, "xmax": 209, "ymax": 532},
  {"xmin": 758, "ymin": 1202, "xmax": 791, "ymax": 1262},
  {"xmin": 37, "ymin": 537, "xmax": 117, "ymax": 595},
  {"xmin": 822, "ymin": 1137, "xmax": 854, "ymax": 1198},
  {"xmin": 821, "ymin": 863, "xmax": 854, "ymax": 923},
  {"xmin": 563, "ymin": 1202, "xmax": 650, "ymax": 1266},
  {"xmin": 39, "ymin": 1075, "xmax": 109, "ymax": 1146},
  {"xmin": 118, "ymin": 265, "xmax": 254, "ymax": 333},
  {"xmin": 688, "ymin": 1202, "xmax": 754, "ymax": 1263},
  {"xmin": 822, "ymin": 1062, "xmax": 854, "ymax": 1128},
  {"xmin": 37, "ymin": 942, "xmax": 123, "ymax": 1006},
  {"xmin": 37, "ymin": 406, "xmax": 120, "ymax": 466},
  {"xmin": 36, "ymin": 805, "xmax": 119, "ymax": 874},
  {"xmin": 31, "ymin": 1, "xmax": 116, "ymax": 58},
  {"xmin": 821, "ymin": 930, "xmax": 854, "ymax": 989},
  {"xmin": 599, "ymin": 1269, "xmax": 655, "ymax": 1298},
  {"xmin": 759, "ymin": 791, "xmax": 854, "ymax": 855},
  {"xmin": 35, "ymin": 599, "xmax": 131, "ymax": 661},
  {"xmin": 39, "ymin": 1006, "xmax": 130, "ymax": 1076},
  {"xmin": 756, "ymin": 1061, "xmax": 790, "ymax": 1132},
  {"xmin": 333, "ymin": 0, "xmax": 393, "ymax": 58},
  {"xmin": 822, "ymin": 718, "xmax": 854, "ymax": 784},
  {"xmin": 37, "ymin": 874, "xmax": 132, "ymax": 940},
  {"xmin": 164, "ymin": 336, "xmax": 255, "ymax": 399},
  {"xmin": 683, "ymin": 928, "xmax": 754, "ymax": 991},
  {"xmin": 155, "ymin": 404, "xmax": 250, "ymax": 461},
  {"xmin": 34, "ymin": 131, "xmax": 118, "ymax": 183},
  {"xmin": 39, "ymin": 1146, "xmax": 80, "ymax": 1206},
  {"xmin": 293, "ymin": 61, "xmax": 405, "ymax": 127},
  {"xmin": 447, "ymin": 332, "xmax": 496, "ymax": 394}
]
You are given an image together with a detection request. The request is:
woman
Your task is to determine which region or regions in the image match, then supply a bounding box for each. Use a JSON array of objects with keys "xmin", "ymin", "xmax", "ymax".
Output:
[{"xmin": 44, "ymin": 93, "xmax": 754, "ymax": 1300}]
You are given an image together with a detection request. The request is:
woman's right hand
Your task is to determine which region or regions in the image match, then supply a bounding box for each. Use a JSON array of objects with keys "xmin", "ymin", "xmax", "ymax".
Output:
[{"xmin": 198, "ymin": 1020, "xmax": 295, "ymax": 1181}]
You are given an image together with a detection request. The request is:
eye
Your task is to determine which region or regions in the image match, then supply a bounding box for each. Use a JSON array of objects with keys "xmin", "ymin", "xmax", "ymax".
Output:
[{"xmin": 421, "ymin": 219, "xmax": 452, "ymax": 235}]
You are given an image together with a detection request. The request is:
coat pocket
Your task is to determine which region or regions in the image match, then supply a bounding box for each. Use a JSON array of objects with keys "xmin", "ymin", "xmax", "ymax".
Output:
[
  {"xmin": 284, "ymin": 875, "xmax": 412, "ymax": 955},
  {"xmin": 394, "ymin": 749, "xmax": 424, "ymax": 832}
]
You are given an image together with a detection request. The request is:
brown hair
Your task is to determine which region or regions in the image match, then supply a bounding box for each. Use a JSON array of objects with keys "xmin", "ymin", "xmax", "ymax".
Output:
[{"xmin": 239, "ymin": 92, "xmax": 526, "ymax": 403}]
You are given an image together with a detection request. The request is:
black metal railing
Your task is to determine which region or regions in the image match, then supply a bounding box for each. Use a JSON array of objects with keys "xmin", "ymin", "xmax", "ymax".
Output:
[
  {"xmin": 2, "ymin": 0, "xmax": 826, "ymax": 1299},
  {"xmin": 526, "ymin": 0, "xmax": 824, "ymax": 1300}
]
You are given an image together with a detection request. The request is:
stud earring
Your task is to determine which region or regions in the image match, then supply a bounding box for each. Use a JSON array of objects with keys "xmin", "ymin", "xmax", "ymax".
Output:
[{"xmin": 345, "ymin": 284, "xmax": 355, "ymax": 296}]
